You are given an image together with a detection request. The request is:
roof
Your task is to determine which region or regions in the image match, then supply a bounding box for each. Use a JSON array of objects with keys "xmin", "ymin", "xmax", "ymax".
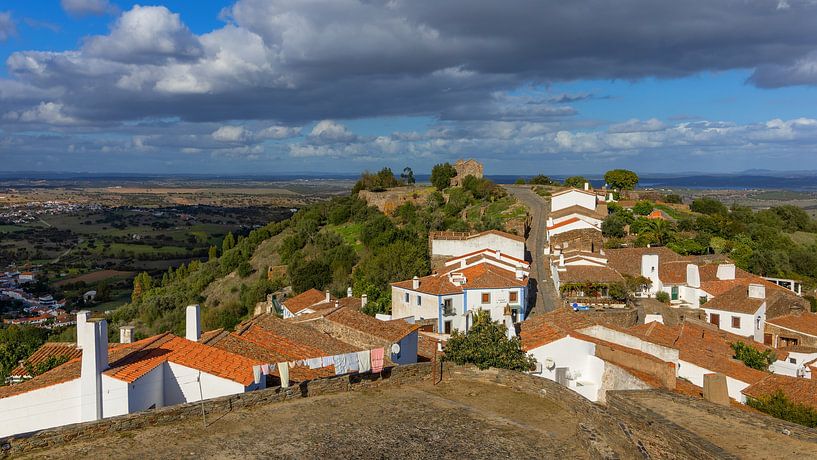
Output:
[
  {"xmin": 549, "ymin": 205, "xmax": 606, "ymax": 221},
  {"xmin": 547, "ymin": 216, "xmax": 582, "ymax": 230},
  {"xmin": 766, "ymin": 312, "xmax": 817, "ymax": 338},
  {"xmin": 605, "ymin": 247, "xmax": 686, "ymax": 277},
  {"xmin": 520, "ymin": 307, "xmax": 595, "ymax": 351},
  {"xmin": 429, "ymin": 229, "xmax": 525, "ymax": 243},
  {"xmin": 9, "ymin": 342, "xmax": 82, "ymax": 377},
  {"xmin": 559, "ymin": 265, "xmax": 624, "ymax": 284},
  {"xmin": 322, "ymin": 308, "xmax": 418, "ymax": 343},
  {"xmin": 446, "ymin": 248, "xmax": 528, "ymax": 267},
  {"xmin": 282, "ymin": 288, "xmax": 331, "ymax": 315},
  {"xmin": 551, "ymin": 188, "xmax": 596, "ymax": 198},
  {"xmin": 392, "ymin": 261, "xmax": 527, "ymax": 295},
  {"xmin": 237, "ymin": 314, "xmax": 359, "ymax": 359},
  {"xmin": 742, "ymin": 374, "xmax": 817, "ymax": 409},
  {"xmin": 658, "ymin": 260, "xmax": 694, "ymax": 285},
  {"xmin": 701, "ymin": 284, "xmax": 765, "ymax": 315}
]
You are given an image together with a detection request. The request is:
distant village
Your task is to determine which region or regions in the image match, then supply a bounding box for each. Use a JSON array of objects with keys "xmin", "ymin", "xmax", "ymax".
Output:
[{"xmin": 3, "ymin": 160, "xmax": 817, "ymax": 441}]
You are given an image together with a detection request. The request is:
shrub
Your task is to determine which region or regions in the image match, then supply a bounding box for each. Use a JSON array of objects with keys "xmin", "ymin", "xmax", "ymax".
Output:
[
  {"xmin": 731, "ymin": 341, "xmax": 775, "ymax": 371},
  {"xmin": 563, "ymin": 176, "xmax": 589, "ymax": 189},
  {"xmin": 690, "ymin": 197, "xmax": 728, "ymax": 216},
  {"xmin": 430, "ymin": 163, "xmax": 457, "ymax": 191},
  {"xmin": 655, "ymin": 291, "xmax": 670, "ymax": 304},
  {"xmin": 443, "ymin": 311, "xmax": 536, "ymax": 371},
  {"xmin": 747, "ymin": 390, "xmax": 817, "ymax": 428}
]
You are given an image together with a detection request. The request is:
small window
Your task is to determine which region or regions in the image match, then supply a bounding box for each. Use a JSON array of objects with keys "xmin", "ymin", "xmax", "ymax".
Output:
[
  {"xmin": 404, "ymin": 292, "xmax": 409, "ymax": 303},
  {"xmin": 790, "ymin": 358, "xmax": 797, "ymax": 364},
  {"xmin": 509, "ymin": 291, "xmax": 518, "ymax": 303},
  {"xmin": 481, "ymin": 292, "xmax": 490, "ymax": 304},
  {"xmin": 416, "ymin": 295, "xmax": 422, "ymax": 306},
  {"xmin": 731, "ymin": 316, "xmax": 741, "ymax": 328}
]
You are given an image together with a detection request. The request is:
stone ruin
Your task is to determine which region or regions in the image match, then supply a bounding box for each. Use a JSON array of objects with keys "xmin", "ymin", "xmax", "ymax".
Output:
[{"xmin": 451, "ymin": 159, "xmax": 484, "ymax": 187}]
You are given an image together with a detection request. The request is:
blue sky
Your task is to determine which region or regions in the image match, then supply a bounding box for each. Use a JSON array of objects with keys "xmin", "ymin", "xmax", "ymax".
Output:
[{"xmin": 1, "ymin": 1, "xmax": 817, "ymax": 175}]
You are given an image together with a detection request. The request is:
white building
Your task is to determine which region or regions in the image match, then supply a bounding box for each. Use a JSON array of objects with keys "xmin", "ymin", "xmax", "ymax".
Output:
[
  {"xmin": 429, "ymin": 230, "xmax": 526, "ymax": 261},
  {"xmin": 550, "ymin": 188, "xmax": 598, "ymax": 213},
  {"xmin": 391, "ymin": 251, "xmax": 529, "ymax": 334},
  {"xmin": 0, "ymin": 306, "xmax": 264, "ymax": 439},
  {"xmin": 701, "ymin": 284, "xmax": 767, "ymax": 342}
]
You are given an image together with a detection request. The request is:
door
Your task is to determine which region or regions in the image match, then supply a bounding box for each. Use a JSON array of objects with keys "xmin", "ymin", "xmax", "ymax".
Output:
[
  {"xmin": 763, "ymin": 334, "xmax": 773, "ymax": 346},
  {"xmin": 710, "ymin": 313, "xmax": 720, "ymax": 327},
  {"xmin": 555, "ymin": 367, "xmax": 568, "ymax": 386},
  {"xmin": 671, "ymin": 286, "xmax": 679, "ymax": 301},
  {"xmin": 444, "ymin": 320, "xmax": 452, "ymax": 335}
]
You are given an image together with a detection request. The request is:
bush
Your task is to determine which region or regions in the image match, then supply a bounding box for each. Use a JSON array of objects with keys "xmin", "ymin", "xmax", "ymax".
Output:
[
  {"xmin": 443, "ymin": 311, "xmax": 536, "ymax": 371},
  {"xmin": 602, "ymin": 214, "xmax": 628, "ymax": 238},
  {"xmin": 528, "ymin": 174, "xmax": 554, "ymax": 185},
  {"xmin": 664, "ymin": 194, "xmax": 683, "ymax": 204},
  {"xmin": 431, "ymin": 163, "xmax": 457, "ymax": 191},
  {"xmin": 655, "ymin": 291, "xmax": 670, "ymax": 304},
  {"xmin": 352, "ymin": 168, "xmax": 402, "ymax": 193},
  {"xmin": 237, "ymin": 261, "xmax": 253, "ymax": 278},
  {"xmin": 731, "ymin": 341, "xmax": 775, "ymax": 371},
  {"xmin": 690, "ymin": 197, "xmax": 728, "ymax": 216},
  {"xmin": 747, "ymin": 390, "xmax": 817, "ymax": 428},
  {"xmin": 563, "ymin": 176, "xmax": 588, "ymax": 189},
  {"xmin": 632, "ymin": 200, "xmax": 654, "ymax": 216}
]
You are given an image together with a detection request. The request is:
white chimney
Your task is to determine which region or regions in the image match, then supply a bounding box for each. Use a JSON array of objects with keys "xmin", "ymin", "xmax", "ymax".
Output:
[
  {"xmin": 608, "ymin": 192, "xmax": 614, "ymax": 202},
  {"xmin": 559, "ymin": 253, "xmax": 565, "ymax": 266},
  {"xmin": 76, "ymin": 310, "xmax": 90, "ymax": 349},
  {"xmin": 120, "ymin": 325, "xmax": 135, "ymax": 344},
  {"xmin": 641, "ymin": 254, "xmax": 660, "ymax": 289},
  {"xmin": 547, "ymin": 217, "xmax": 554, "ymax": 227},
  {"xmin": 515, "ymin": 269, "xmax": 524, "ymax": 280},
  {"xmin": 716, "ymin": 264, "xmax": 736, "ymax": 281},
  {"xmin": 80, "ymin": 319, "xmax": 108, "ymax": 422},
  {"xmin": 748, "ymin": 284, "xmax": 766, "ymax": 300},
  {"xmin": 460, "ymin": 259, "xmax": 467, "ymax": 268},
  {"xmin": 361, "ymin": 294, "xmax": 368, "ymax": 308},
  {"xmin": 412, "ymin": 276, "xmax": 420, "ymax": 290},
  {"xmin": 347, "ymin": 287, "xmax": 353, "ymax": 298},
  {"xmin": 325, "ymin": 291, "xmax": 331, "ymax": 302},
  {"xmin": 495, "ymin": 249, "xmax": 502, "ymax": 259},
  {"xmin": 686, "ymin": 264, "xmax": 701, "ymax": 289},
  {"xmin": 583, "ymin": 182, "xmax": 589, "ymax": 191},
  {"xmin": 186, "ymin": 304, "xmax": 201, "ymax": 342}
]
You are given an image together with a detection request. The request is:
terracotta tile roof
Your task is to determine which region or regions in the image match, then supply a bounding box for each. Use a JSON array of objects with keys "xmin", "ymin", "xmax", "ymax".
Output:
[
  {"xmin": 9, "ymin": 342, "xmax": 82, "ymax": 378},
  {"xmin": 742, "ymin": 374, "xmax": 817, "ymax": 409},
  {"xmin": 551, "ymin": 188, "xmax": 596, "ymax": 198},
  {"xmin": 628, "ymin": 321, "xmax": 681, "ymax": 348},
  {"xmin": 199, "ymin": 328, "xmax": 225, "ymax": 344},
  {"xmin": 0, "ymin": 358, "xmax": 82, "ymax": 399},
  {"xmin": 701, "ymin": 284, "xmax": 764, "ymax": 314},
  {"xmin": 547, "ymin": 216, "xmax": 582, "ymax": 230},
  {"xmin": 323, "ymin": 308, "xmax": 418, "ymax": 343},
  {"xmin": 605, "ymin": 247, "xmax": 686, "ymax": 277},
  {"xmin": 418, "ymin": 332, "xmax": 443, "ymax": 361},
  {"xmin": 241, "ymin": 314, "xmax": 359, "ymax": 358},
  {"xmin": 520, "ymin": 307, "xmax": 595, "ymax": 351},
  {"xmin": 658, "ymin": 260, "xmax": 693, "ymax": 285},
  {"xmin": 392, "ymin": 261, "xmax": 527, "ymax": 295},
  {"xmin": 282, "ymin": 288, "xmax": 331, "ymax": 315},
  {"xmin": 767, "ymin": 312, "xmax": 817, "ymax": 338},
  {"xmin": 549, "ymin": 205, "xmax": 605, "ymax": 221},
  {"xmin": 559, "ymin": 265, "xmax": 624, "ymax": 284},
  {"xmin": 549, "ymin": 228, "xmax": 603, "ymax": 248}
]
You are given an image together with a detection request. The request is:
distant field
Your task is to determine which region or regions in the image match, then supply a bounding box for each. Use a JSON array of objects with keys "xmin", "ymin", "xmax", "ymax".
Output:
[
  {"xmin": 0, "ymin": 224, "xmax": 27, "ymax": 233},
  {"xmin": 53, "ymin": 269, "xmax": 134, "ymax": 287},
  {"xmin": 791, "ymin": 231, "xmax": 817, "ymax": 246}
]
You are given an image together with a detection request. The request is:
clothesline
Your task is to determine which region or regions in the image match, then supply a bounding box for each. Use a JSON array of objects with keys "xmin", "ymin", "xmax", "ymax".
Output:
[{"xmin": 252, "ymin": 346, "xmax": 388, "ymax": 388}]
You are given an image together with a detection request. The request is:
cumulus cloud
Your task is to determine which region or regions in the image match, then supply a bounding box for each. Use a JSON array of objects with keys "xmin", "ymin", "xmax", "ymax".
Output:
[
  {"xmin": 0, "ymin": 11, "xmax": 15, "ymax": 41},
  {"xmin": 61, "ymin": 0, "xmax": 118, "ymax": 17},
  {"xmin": 4, "ymin": 102, "xmax": 78, "ymax": 125},
  {"xmin": 211, "ymin": 125, "xmax": 250, "ymax": 142},
  {"xmin": 309, "ymin": 120, "xmax": 357, "ymax": 143}
]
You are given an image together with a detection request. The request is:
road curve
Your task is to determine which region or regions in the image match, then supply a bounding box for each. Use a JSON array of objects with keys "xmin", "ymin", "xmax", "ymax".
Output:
[{"xmin": 502, "ymin": 185, "xmax": 561, "ymax": 316}]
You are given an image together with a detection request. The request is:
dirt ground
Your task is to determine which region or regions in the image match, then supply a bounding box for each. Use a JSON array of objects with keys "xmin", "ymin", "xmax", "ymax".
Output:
[{"xmin": 23, "ymin": 380, "xmax": 592, "ymax": 460}]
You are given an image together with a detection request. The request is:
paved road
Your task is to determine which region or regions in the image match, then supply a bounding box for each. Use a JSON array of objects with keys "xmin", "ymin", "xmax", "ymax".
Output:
[{"xmin": 503, "ymin": 185, "xmax": 561, "ymax": 316}]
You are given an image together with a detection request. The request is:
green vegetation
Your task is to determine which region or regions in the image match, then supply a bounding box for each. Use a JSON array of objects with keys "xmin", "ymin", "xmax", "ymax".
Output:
[
  {"xmin": 0, "ymin": 325, "xmax": 50, "ymax": 384},
  {"xmin": 604, "ymin": 169, "xmax": 639, "ymax": 190},
  {"xmin": 25, "ymin": 355, "xmax": 70, "ymax": 377},
  {"xmin": 655, "ymin": 291, "xmax": 670, "ymax": 304},
  {"xmin": 747, "ymin": 390, "xmax": 817, "ymax": 428},
  {"xmin": 352, "ymin": 167, "xmax": 404, "ymax": 193},
  {"xmin": 731, "ymin": 342, "xmax": 775, "ymax": 371},
  {"xmin": 443, "ymin": 311, "xmax": 536, "ymax": 371},
  {"xmin": 563, "ymin": 176, "xmax": 589, "ymax": 188},
  {"xmin": 431, "ymin": 163, "xmax": 457, "ymax": 191}
]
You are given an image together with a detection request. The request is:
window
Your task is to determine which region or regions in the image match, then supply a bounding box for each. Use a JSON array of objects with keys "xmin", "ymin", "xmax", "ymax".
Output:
[
  {"xmin": 404, "ymin": 292, "xmax": 409, "ymax": 303},
  {"xmin": 731, "ymin": 316, "xmax": 741, "ymax": 328},
  {"xmin": 443, "ymin": 298, "xmax": 454, "ymax": 316},
  {"xmin": 481, "ymin": 292, "xmax": 490, "ymax": 304},
  {"xmin": 416, "ymin": 295, "xmax": 422, "ymax": 306},
  {"xmin": 790, "ymin": 358, "xmax": 797, "ymax": 364},
  {"xmin": 509, "ymin": 291, "xmax": 518, "ymax": 303}
]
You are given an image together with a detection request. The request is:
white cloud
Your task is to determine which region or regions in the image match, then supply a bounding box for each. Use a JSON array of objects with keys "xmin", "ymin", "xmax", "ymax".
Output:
[
  {"xmin": 257, "ymin": 125, "xmax": 301, "ymax": 139},
  {"xmin": 60, "ymin": 0, "xmax": 117, "ymax": 17},
  {"xmin": 0, "ymin": 11, "xmax": 15, "ymax": 41},
  {"xmin": 4, "ymin": 102, "xmax": 78, "ymax": 125},
  {"xmin": 309, "ymin": 120, "xmax": 357, "ymax": 142},
  {"xmin": 212, "ymin": 125, "xmax": 250, "ymax": 142}
]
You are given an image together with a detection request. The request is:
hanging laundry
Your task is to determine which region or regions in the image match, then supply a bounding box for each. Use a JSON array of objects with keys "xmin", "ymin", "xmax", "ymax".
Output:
[
  {"xmin": 346, "ymin": 352, "xmax": 359, "ymax": 372},
  {"xmin": 333, "ymin": 354, "xmax": 348, "ymax": 375},
  {"xmin": 307, "ymin": 357, "xmax": 322, "ymax": 369},
  {"xmin": 252, "ymin": 365, "xmax": 262, "ymax": 384},
  {"xmin": 322, "ymin": 355, "xmax": 335, "ymax": 368},
  {"xmin": 288, "ymin": 360, "xmax": 298, "ymax": 368},
  {"xmin": 371, "ymin": 347, "xmax": 385, "ymax": 373},
  {"xmin": 277, "ymin": 362, "xmax": 290, "ymax": 388},
  {"xmin": 357, "ymin": 350, "xmax": 371, "ymax": 373},
  {"xmin": 261, "ymin": 363, "xmax": 270, "ymax": 375}
]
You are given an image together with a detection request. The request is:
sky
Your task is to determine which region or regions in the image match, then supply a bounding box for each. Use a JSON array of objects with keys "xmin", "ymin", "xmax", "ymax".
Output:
[{"xmin": 1, "ymin": 1, "xmax": 817, "ymax": 176}]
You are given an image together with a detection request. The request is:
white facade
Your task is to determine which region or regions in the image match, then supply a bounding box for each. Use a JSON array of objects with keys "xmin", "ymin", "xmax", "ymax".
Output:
[
  {"xmin": 527, "ymin": 336, "xmax": 604, "ymax": 402},
  {"xmin": 676, "ymin": 360, "xmax": 751, "ymax": 403},
  {"xmin": 431, "ymin": 232, "xmax": 525, "ymax": 261},
  {"xmin": 703, "ymin": 303, "xmax": 765, "ymax": 342},
  {"xmin": 770, "ymin": 351, "xmax": 817, "ymax": 378},
  {"xmin": 546, "ymin": 218, "xmax": 598, "ymax": 241},
  {"xmin": 551, "ymin": 190, "xmax": 597, "ymax": 213}
]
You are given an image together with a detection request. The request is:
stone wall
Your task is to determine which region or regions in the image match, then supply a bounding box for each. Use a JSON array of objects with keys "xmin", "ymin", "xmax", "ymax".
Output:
[
  {"xmin": 595, "ymin": 342, "xmax": 676, "ymax": 390},
  {"xmin": 358, "ymin": 187, "xmax": 432, "ymax": 215},
  {"xmin": 637, "ymin": 298, "xmax": 706, "ymax": 325},
  {"xmin": 765, "ymin": 322, "xmax": 817, "ymax": 348},
  {"xmin": 451, "ymin": 159, "xmax": 484, "ymax": 187},
  {"xmin": 581, "ymin": 307, "xmax": 638, "ymax": 328}
]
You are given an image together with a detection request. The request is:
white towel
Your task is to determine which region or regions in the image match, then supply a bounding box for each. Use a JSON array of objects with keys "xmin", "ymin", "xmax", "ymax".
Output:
[
  {"xmin": 307, "ymin": 357, "xmax": 322, "ymax": 369},
  {"xmin": 333, "ymin": 354, "xmax": 348, "ymax": 375},
  {"xmin": 346, "ymin": 352, "xmax": 359, "ymax": 372},
  {"xmin": 322, "ymin": 356, "xmax": 335, "ymax": 367},
  {"xmin": 252, "ymin": 365, "xmax": 262, "ymax": 384},
  {"xmin": 277, "ymin": 362, "xmax": 290, "ymax": 388},
  {"xmin": 357, "ymin": 350, "xmax": 371, "ymax": 373}
]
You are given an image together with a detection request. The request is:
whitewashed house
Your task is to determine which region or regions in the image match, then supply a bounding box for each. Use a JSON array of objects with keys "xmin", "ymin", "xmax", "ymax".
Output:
[
  {"xmin": 701, "ymin": 284, "xmax": 767, "ymax": 342},
  {"xmin": 550, "ymin": 188, "xmax": 598, "ymax": 213},
  {"xmin": 0, "ymin": 306, "xmax": 264, "ymax": 439},
  {"xmin": 391, "ymin": 251, "xmax": 529, "ymax": 334}
]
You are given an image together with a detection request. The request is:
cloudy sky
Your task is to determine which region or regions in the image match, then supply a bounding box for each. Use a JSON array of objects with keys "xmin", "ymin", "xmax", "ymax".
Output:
[{"xmin": 1, "ymin": 0, "xmax": 817, "ymax": 175}]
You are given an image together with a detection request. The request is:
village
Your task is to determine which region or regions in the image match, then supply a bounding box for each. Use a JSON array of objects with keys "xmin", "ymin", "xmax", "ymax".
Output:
[{"xmin": 3, "ymin": 160, "xmax": 817, "ymax": 456}]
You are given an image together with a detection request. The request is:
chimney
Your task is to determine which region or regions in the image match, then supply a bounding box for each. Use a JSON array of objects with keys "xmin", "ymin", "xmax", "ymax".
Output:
[
  {"xmin": 76, "ymin": 310, "xmax": 90, "ymax": 349},
  {"xmin": 460, "ymin": 259, "xmax": 467, "ymax": 269},
  {"xmin": 608, "ymin": 192, "xmax": 614, "ymax": 202},
  {"xmin": 119, "ymin": 325, "xmax": 135, "ymax": 344},
  {"xmin": 361, "ymin": 294, "xmax": 368, "ymax": 308},
  {"xmin": 80, "ymin": 319, "xmax": 108, "ymax": 422},
  {"xmin": 559, "ymin": 253, "xmax": 565, "ymax": 266},
  {"xmin": 686, "ymin": 264, "xmax": 700, "ymax": 289},
  {"xmin": 412, "ymin": 276, "xmax": 420, "ymax": 290},
  {"xmin": 347, "ymin": 287, "xmax": 353, "ymax": 298},
  {"xmin": 716, "ymin": 264, "xmax": 736, "ymax": 281},
  {"xmin": 515, "ymin": 269, "xmax": 524, "ymax": 280},
  {"xmin": 546, "ymin": 217, "xmax": 554, "ymax": 228},
  {"xmin": 186, "ymin": 304, "xmax": 201, "ymax": 342},
  {"xmin": 495, "ymin": 249, "xmax": 502, "ymax": 259},
  {"xmin": 325, "ymin": 291, "xmax": 331, "ymax": 302},
  {"xmin": 748, "ymin": 284, "xmax": 766, "ymax": 300}
]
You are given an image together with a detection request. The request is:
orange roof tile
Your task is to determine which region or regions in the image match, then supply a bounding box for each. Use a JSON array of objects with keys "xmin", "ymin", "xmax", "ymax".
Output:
[
  {"xmin": 549, "ymin": 205, "xmax": 606, "ymax": 221},
  {"xmin": 282, "ymin": 288, "xmax": 331, "ymax": 315},
  {"xmin": 392, "ymin": 261, "xmax": 527, "ymax": 295},
  {"xmin": 766, "ymin": 312, "xmax": 817, "ymax": 338},
  {"xmin": 547, "ymin": 216, "xmax": 582, "ymax": 230},
  {"xmin": 605, "ymin": 247, "xmax": 686, "ymax": 277},
  {"xmin": 742, "ymin": 374, "xmax": 817, "ymax": 410},
  {"xmin": 559, "ymin": 265, "xmax": 624, "ymax": 284},
  {"xmin": 701, "ymin": 284, "xmax": 764, "ymax": 314},
  {"xmin": 9, "ymin": 342, "xmax": 82, "ymax": 378}
]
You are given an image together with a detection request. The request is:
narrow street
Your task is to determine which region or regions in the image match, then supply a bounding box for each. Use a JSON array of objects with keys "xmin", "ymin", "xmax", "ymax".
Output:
[{"xmin": 502, "ymin": 185, "xmax": 562, "ymax": 316}]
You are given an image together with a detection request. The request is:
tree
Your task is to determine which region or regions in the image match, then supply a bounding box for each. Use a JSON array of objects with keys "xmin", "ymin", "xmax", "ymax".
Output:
[
  {"xmin": 237, "ymin": 261, "xmax": 253, "ymax": 278},
  {"xmin": 430, "ymin": 163, "xmax": 457, "ymax": 191},
  {"xmin": 443, "ymin": 310, "xmax": 536, "ymax": 371},
  {"xmin": 664, "ymin": 194, "xmax": 683, "ymax": 204},
  {"xmin": 604, "ymin": 169, "xmax": 639, "ymax": 190},
  {"xmin": 401, "ymin": 167, "xmax": 416, "ymax": 185},
  {"xmin": 632, "ymin": 200, "xmax": 654, "ymax": 216},
  {"xmin": 289, "ymin": 259, "xmax": 331, "ymax": 293},
  {"xmin": 352, "ymin": 167, "xmax": 402, "ymax": 193},
  {"xmin": 564, "ymin": 176, "xmax": 589, "ymax": 189},
  {"xmin": 131, "ymin": 272, "xmax": 152, "ymax": 303},
  {"xmin": 222, "ymin": 232, "xmax": 236, "ymax": 253},
  {"xmin": 208, "ymin": 245, "xmax": 218, "ymax": 261},
  {"xmin": 690, "ymin": 197, "xmax": 728, "ymax": 216},
  {"xmin": 731, "ymin": 341, "xmax": 775, "ymax": 371},
  {"xmin": 640, "ymin": 219, "xmax": 675, "ymax": 246},
  {"xmin": 514, "ymin": 178, "xmax": 526, "ymax": 185},
  {"xmin": 528, "ymin": 174, "xmax": 554, "ymax": 185},
  {"xmin": 602, "ymin": 214, "xmax": 628, "ymax": 238}
]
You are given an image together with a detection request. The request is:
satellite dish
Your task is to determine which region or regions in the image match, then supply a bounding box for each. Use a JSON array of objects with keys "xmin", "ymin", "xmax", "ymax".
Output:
[
  {"xmin": 391, "ymin": 343, "xmax": 401, "ymax": 355},
  {"xmin": 544, "ymin": 358, "xmax": 556, "ymax": 371}
]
